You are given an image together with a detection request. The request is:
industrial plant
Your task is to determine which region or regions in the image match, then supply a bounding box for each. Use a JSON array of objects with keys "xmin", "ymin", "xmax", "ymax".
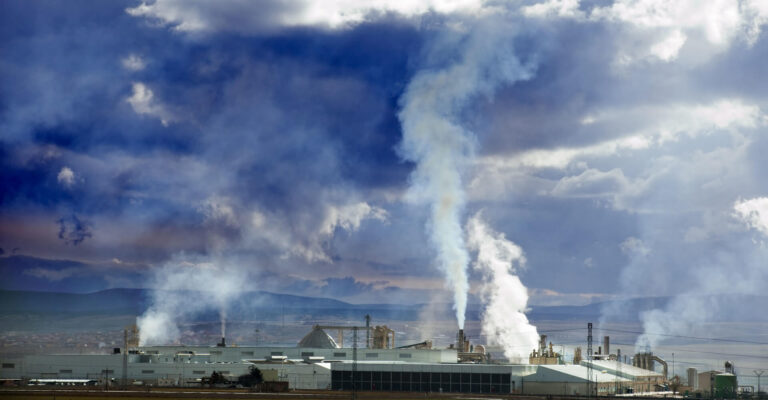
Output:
[{"xmin": 0, "ymin": 318, "xmax": 743, "ymax": 396}]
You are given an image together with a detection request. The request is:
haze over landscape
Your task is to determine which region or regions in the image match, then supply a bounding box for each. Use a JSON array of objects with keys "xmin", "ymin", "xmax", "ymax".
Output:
[{"xmin": 1, "ymin": 0, "xmax": 768, "ymax": 381}]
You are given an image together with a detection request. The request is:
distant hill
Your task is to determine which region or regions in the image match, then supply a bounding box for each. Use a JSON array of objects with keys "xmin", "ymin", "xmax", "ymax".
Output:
[{"xmin": 1, "ymin": 289, "xmax": 765, "ymax": 332}]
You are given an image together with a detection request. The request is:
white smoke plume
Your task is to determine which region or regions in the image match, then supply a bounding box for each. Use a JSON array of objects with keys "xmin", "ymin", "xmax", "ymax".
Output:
[
  {"xmin": 467, "ymin": 212, "xmax": 539, "ymax": 362},
  {"xmin": 398, "ymin": 18, "xmax": 535, "ymax": 328},
  {"xmin": 137, "ymin": 256, "xmax": 246, "ymax": 345},
  {"xmin": 631, "ymin": 198, "xmax": 768, "ymax": 350}
]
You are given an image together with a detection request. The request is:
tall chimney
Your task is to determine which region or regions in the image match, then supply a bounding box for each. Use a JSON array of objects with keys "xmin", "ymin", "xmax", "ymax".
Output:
[
  {"xmin": 604, "ymin": 336, "xmax": 610, "ymax": 356},
  {"xmin": 457, "ymin": 329, "xmax": 465, "ymax": 353}
]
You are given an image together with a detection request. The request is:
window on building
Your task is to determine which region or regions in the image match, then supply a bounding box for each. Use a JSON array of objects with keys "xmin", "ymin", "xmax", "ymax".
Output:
[
  {"xmin": 2, "ymin": 363, "xmax": 15, "ymax": 369},
  {"xmin": 399, "ymin": 353, "xmax": 412, "ymax": 358},
  {"xmin": 241, "ymin": 351, "xmax": 254, "ymax": 356},
  {"xmin": 333, "ymin": 352, "xmax": 346, "ymax": 357},
  {"xmin": 365, "ymin": 352, "xmax": 378, "ymax": 358},
  {"xmin": 193, "ymin": 370, "xmax": 206, "ymax": 374},
  {"xmin": 142, "ymin": 370, "xmax": 154, "ymax": 374},
  {"xmin": 59, "ymin": 369, "xmax": 72, "ymax": 373},
  {"xmin": 301, "ymin": 352, "xmax": 314, "ymax": 357},
  {"xmin": 270, "ymin": 351, "xmax": 283, "ymax": 356},
  {"xmin": 101, "ymin": 369, "xmax": 114, "ymax": 374}
]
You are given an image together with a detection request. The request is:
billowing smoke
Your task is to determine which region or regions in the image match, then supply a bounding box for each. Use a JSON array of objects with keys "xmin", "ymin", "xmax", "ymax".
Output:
[
  {"xmin": 220, "ymin": 309, "xmax": 226, "ymax": 339},
  {"xmin": 398, "ymin": 18, "xmax": 535, "ymax": 328},
  {"xmin": 137, "ymin": 256, "xmax": 246, "ymax": 345},
  {"xmin": 631, "ymin": 197, "xmax": 768, "ymax": 350},
  {"xmin": 467, "ymin": 212, "xmax": 539, "ymax": 362}
]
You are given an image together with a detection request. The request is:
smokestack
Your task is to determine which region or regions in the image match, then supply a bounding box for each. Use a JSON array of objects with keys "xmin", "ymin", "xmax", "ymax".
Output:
[
  {"xmin": 604, "ymin": 336, "xmax": 610, "ymax": 356},
  {"xmin": 457, "ymin": 329, "xmax": 466, "ymax": 352},
  {"xmin": 365, "ymin": 314, "xmax": 371, "ymax": 349}
]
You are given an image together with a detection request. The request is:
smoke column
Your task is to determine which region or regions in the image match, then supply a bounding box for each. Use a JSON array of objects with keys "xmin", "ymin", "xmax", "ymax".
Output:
[
  {"xmin": 628, "ymin": 198, "xmax": 768, "ymax": 350},
  {"xmin": 220, "ymin": 309, "xmax": 227, "ymax": 339},
  {"xmin": 467, "ymin": 212, "xmax": 539, "ymax": 362},
  {"xmin": 137, "ymin": 256, "xmax": 246, "ymax": 345},
  {"xmin": 398, "ymin": 19, "xmax": 535, "ymax": 328}
]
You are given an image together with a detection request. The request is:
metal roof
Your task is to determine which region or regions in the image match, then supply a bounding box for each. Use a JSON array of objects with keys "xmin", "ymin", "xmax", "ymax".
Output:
[
  {"xmin": 533, "ymin": 365, "xmax": 632, "ymax": 383},
  {"xmin": 297, "ymin": 327, "xmax": 339, "ymax": 349},
  {"xmin": 582, "ymin": 360, "xmax": 663, "ymax": 378}
]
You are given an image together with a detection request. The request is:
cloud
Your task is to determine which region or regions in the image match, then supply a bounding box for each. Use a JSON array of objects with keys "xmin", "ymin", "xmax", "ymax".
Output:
[
  {"xmin": 523, "ymin": 0, "xmax": 768, "ymax": 68},
  {"xmin": 121, "ymin": 54, "xmax": 147, "ymax": 71},
  {"xmin": 319, "ymin": 202, "xmax": 387, "ymax": 236},
  {"xmin": 649, "ymin": 29, "xmax": 687, "ymax": 61},
  {"xmin": 57, "ymin": 214, "xmax": 92, "ymax": 246},
  {"xmin": 56, "ymin": 166, "xmax": 76, "ymax": 187},
  {"xmin": 734, "ymin": 197, "xmax": 768, "ymax": 236},
  {"xmin": 320, "ymin": 276, "xmax": 377, "ymax": 297},
  {"xmin": 24, "ymin": 266, "xmax": 80, "ymax": 281},
  {"xmin": 551, "ymin": 168, "xmax": 632, "ymax": 198},
  {"xmin": 240, "ymin": 201, "xmax": 388, "ymax": 263},
  {"xmin": 126, "ymin": 0, "xmax": 490, "ymax": 33},
  {"xmin": 620, "ymin": 236, "xmax": 650, "ymax": 256},
  {"xmin": 126, "ymin": 82, "xmax": 174, "ymax": 126}
]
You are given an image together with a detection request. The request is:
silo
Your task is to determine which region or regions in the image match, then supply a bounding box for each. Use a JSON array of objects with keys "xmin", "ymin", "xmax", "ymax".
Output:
[{"xmin": 687, "ymin": 368, "xmax": 698, "ymax": 389}]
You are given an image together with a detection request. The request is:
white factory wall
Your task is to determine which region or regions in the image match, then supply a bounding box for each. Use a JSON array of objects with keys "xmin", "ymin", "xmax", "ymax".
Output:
[
  {"xmin": 0, "ymin": 353, "xmax": 331, "ymax": 389},
  {"xmin": 139, "ymin": 345, "xmax": 457, "ymax": 364}
]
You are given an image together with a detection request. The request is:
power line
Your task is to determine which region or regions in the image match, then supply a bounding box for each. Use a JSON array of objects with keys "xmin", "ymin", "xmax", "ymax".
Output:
[
  {"xmin": 598, "ymin": 328, "xmax": 768, "ymax": 346},
  {"xmin": 606, "ymin": 341, "xmax": 768, "ymax": 360}
]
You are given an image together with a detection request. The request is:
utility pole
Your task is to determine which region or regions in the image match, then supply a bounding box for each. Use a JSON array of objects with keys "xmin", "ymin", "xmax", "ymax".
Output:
[
  {"xmin": 616, "ymin": 348, "xmax": 622, "ymax": 395},
  {"xmin": 755, "ymin": 370, "xmax": 765, "ymax": 399},
  {"xmin": 122, "ymin": 328, "xmax": 128, "ymax": 388},
  {"xmin": 352, "ymin": 327, "xmax": 358, "ymax": 400},
  {"xmin": 672, "ymin": 353, "xmax": 675, "ymax": 384},
  {"xmin": 587, "ymin": 323, "xmax": 593, "ymax": 398}
]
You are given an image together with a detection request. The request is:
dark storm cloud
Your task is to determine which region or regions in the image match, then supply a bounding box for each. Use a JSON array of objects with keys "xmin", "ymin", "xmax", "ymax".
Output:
[
  {"xmin": 3, "ymin": 0, "xmax": 768, "ymax": 323},
  {"xmin": 57, "ymin": 214, "xmax": 92, "ymax": 246}
]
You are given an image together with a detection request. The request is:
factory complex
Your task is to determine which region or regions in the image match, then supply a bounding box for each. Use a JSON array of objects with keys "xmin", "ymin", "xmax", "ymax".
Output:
[{"xmin": 0, "ymin": 323, "xmax": 740, "ymax": 396}]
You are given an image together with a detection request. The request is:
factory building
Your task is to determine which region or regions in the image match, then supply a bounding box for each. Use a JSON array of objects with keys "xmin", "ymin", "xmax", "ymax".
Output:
[
  {"xmin": 0, "ymin": 325, "xmax": 671, "ymax": 395},
  {"xmin": 581, "ymin": 359, "xmax": 664, "ymax": 393}
]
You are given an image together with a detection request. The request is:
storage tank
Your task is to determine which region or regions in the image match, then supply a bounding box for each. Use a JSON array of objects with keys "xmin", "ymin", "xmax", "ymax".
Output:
[{"xmin": 714, "ymin": 373, "xmax": 737, "ymax": 399}]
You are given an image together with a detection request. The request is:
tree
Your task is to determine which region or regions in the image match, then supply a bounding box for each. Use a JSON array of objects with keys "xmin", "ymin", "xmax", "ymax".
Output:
[
  {"xmin": 209, "ymin": 371, "xmax": 227, "ymax": 386},
  {"xmin": 237, "ymin": 366, "xmax": 264, "ymax": 387}
]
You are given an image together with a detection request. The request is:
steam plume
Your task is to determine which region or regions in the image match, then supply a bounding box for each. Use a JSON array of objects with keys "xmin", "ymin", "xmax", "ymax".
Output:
[
  {"xmin": 398, "ymin": 19, "xmax": 535, "ymax": 328},
  {"xmin": 467, "ymin": 212, "xmax": 539, "ymax": 362},
  {"xmin": 137, "ymin": 257, "xmax": 246, "ymax": 345},
  {"xmin": 629, "ymin": 198, "xmax": 768, "ymax": 350},
  {"xmin": 220, "ymin": 309, "xmax": 226, "ymax": 339}
]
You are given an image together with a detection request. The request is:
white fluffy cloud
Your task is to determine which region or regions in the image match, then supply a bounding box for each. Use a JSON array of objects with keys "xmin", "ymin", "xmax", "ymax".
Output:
[
  {"xmin": 245, "ymin": 201, "xmax": 387, "ymax": 263},
  {"xmin": 57, "ymin": 166, "xmax": 75, "ymax": 187},
  {"xmin": 734, "ymin": 197, "xmax": 768, "ymax": 236},
  {"xmin": 126, "ymin": 0, "xmax": 490, "ymax": 32},
  {"xmin": 121, "ymin": 54, "xmax": 147, "ymax": 71},
  {"xmin": 525, "ymin": 0, "xmax": 768, "ymax": 65},
  {"xmin": 126, "ymin": 82, "xmax": 174, "ymax": 126},
  {"xmin": 471, "ymin": 98, "xmax": 762, "ymax": 206}
]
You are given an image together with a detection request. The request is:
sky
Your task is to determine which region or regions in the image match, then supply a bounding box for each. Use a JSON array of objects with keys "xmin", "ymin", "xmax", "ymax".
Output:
[{"xmin": 2, "ymin": 0, "xmax": 768, "ymax": 325}]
